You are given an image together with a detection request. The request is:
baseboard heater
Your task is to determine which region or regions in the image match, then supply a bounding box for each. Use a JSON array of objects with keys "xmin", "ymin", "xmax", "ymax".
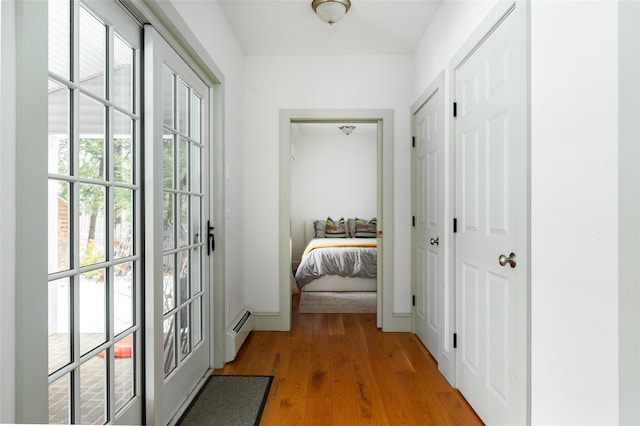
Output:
[{"xmin": 225, "ymin": 308, "xmax": 253, "ymax": 362}]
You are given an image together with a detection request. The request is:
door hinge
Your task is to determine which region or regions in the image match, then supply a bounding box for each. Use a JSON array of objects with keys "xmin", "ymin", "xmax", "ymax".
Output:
[
  {"xmin": 412, "ymin": 136, "xmax": 415, "ymax": 148},
  {"xmin": 453, "ymin": 102, "xmax": 457, "ymax": 118},
  {"xmin": 453, "ymin": 333, "xmax": 457, "ymax": 348},
  {"xmin": 412, "ymin": 295, "xmax": 416, "ymax": 306},
  {"xmin": 412, "ymin": 215, "xmax": 415, "ymax": 227},
  {"xmin": 453, "ymin": 218, "xmax": 458, "ymax": 233}
]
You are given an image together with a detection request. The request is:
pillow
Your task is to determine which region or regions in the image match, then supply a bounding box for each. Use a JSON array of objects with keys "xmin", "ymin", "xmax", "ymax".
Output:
[
  {"xmin": 313, "ymin": 220, "xmax": 326, "ymax": 238},
  {"xmin": 347, "ymin": 218, "xmax": 355, "ymax": 238},
  {"xmin": 354, "ymin": 217, "xmax": 377, "ymax": 238},
  {"xmin": 325, "ymin": 217, "xmax": 347, "ymax": 238}
]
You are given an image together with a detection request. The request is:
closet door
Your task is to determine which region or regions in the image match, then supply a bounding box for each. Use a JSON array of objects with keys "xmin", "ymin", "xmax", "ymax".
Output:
[
  {"xmin": 412, "ymin": 78, "xmax": 444, "ymax": 366},
  {"xmin": 453, "ymin": 3, "xmax": 528, "ymax": 424}
]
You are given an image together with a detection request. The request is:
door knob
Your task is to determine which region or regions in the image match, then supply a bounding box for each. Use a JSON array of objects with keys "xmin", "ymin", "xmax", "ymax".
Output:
[
  {"xmin": 430, "ymin": 237, "xmax": 439, "ymax": 246},
  {"xmin": 498, "ymin": 252, "xmax": 517, "ymax": 268}
]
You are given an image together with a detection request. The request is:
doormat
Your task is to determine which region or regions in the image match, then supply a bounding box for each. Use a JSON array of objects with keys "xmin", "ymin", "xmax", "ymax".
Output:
[
  {"xmin": 298, "ymin": 291, "xmax": 377, "ymax": 313},
  {"xmin": 177, "ymin": 375, "xmax": 273, "ymax": 426}
]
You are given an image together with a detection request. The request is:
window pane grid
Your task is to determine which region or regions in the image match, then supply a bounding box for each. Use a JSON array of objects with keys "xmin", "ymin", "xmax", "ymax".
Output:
[
  {"xmin": 49, "ymin": 1, "xmax": 140, "ymax": 422},
  {"xmin": 48, "ymin": 325, "xmax": 139, "ymax": 380},
  {"xmin": 161, "ymin": 67, "xmax": 205, "ymax": 375},
  {"xmin": 49, "ymin": 62, "xmax": 139, "ymax": 120}
]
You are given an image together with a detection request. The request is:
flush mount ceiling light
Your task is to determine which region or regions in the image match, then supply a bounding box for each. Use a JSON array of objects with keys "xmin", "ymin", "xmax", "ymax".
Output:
[
  {"xmin": 339, "ymin": 125, "xmax": 355, "ymax": 136},
  {"xmin": 311, "ymin": 0, "xmax": 352, "ymax": 25}
]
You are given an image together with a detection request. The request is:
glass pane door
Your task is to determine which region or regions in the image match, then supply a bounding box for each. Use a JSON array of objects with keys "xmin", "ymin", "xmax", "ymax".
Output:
[
  {"xmin": 146, "ymin": 26, "xmax": 211, "ymax": 425},
  {"xmin": 47, "ymin": 1, "xmax": 142, "ymax": 423}
]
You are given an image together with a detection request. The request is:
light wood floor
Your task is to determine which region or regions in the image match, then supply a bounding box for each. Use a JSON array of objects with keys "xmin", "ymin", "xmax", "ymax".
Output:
[{"xmin": 214, "ymin": 293, "xmax": 483, "ymax": 425}]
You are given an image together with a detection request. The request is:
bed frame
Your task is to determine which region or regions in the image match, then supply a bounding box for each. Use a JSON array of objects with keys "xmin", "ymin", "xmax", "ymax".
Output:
[{"xmin": 302, "ymin": 275, "xmax": 377, "ymax": 292}]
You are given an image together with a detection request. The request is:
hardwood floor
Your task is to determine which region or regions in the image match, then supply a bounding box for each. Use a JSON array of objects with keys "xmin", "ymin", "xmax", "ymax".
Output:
[{"xmin": 213, "ymin": 294, "xmax": 483, "ymax": 425}]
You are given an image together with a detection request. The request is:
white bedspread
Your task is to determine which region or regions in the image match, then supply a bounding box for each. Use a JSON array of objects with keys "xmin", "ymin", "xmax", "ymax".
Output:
[{"xmin": 295, "ymin": 238, "xmax": 377, "ymax": 287}]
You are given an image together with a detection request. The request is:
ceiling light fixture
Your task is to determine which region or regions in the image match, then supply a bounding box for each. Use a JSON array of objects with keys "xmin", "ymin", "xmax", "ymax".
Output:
[
  {"xmin": 339, "ymin": 125, "xmax": 355, "ymax": 136},
  {"xmin": 311, "ymin": 0, "xmax": 351, "ymax": 25}
]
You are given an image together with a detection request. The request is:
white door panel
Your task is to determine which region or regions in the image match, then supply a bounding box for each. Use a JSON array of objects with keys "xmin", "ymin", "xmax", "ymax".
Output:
[
  {"xmin": 454, "ymin": 3, "xmax": 527, "ymax": 424},
  {"xmin": 412, "ymin": 76, "xmax": 445, "ymax": 374},
  {"xmin": 145, "ymin": 26, "xmax": 211, "ymax": 425}
]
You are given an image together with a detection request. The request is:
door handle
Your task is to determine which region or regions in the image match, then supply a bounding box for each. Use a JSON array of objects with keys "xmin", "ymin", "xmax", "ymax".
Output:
[
  {"xmin": 430, "ymin": 237, "xmax": 439, "ymax": 246},
  {"xmin": 498, "ymin": 252, "xmax": 517, "ymax": 268},
  {"xmin": 207, "ymin": 220, "xmax": 215, "ymax": 256}
]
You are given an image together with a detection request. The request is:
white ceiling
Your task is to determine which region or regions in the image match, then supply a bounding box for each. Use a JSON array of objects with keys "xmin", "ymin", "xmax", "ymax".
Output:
[{"xmin": 217, "ymin": 0, "xmax": 442, "ymax": 55}]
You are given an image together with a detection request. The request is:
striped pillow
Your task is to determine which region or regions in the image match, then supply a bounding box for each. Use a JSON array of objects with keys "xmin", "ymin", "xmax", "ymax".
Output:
[
  {"xmin": 325, "ymin": 217, "xmax": 347, "ymax": 238},
  {"xmin": 354, "ymin": 217, "xmax": 377, "ymax": 238}
]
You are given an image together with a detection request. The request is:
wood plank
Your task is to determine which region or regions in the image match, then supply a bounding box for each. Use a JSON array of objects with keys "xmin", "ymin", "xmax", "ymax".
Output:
[{"xmin": 213, "ymin": 293, "xmax": 483, "ymax": 425}]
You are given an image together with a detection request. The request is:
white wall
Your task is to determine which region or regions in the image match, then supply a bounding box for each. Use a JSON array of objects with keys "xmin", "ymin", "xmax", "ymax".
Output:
[
  {"xmin": 413, "ymin": 1, "xmax": 496, "ymax": 100},
  {"xmin": 290, "ymin": 127, "xmax": 377, "ymax": 262},
  {"xmin": 244, "ymin": 54, "xmax": 413, "ymax": 315},
  {"xmin": 169, "ymin": 1, "xmax": 246, "ymax": 326},
  {"xmin": 530, "ymin": 2, "xmax": 619, "ymax": 423}
]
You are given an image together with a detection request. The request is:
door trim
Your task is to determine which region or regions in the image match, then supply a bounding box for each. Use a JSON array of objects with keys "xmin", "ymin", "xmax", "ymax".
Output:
[
  {"xmin": 0, "ymin": 0, "xmax": 17, "ymax": 421},
  {"xmin": 448, "ymin": 0, "xmax": 530, "ymax": 422}
]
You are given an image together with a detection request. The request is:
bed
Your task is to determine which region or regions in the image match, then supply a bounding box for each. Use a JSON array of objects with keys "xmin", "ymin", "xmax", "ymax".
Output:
[{"xmin": 294, "ymin": 218, "xmax": 378, "ymax": 292}]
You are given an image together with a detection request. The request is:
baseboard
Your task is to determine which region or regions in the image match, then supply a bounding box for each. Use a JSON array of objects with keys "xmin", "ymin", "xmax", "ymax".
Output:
[
  {"xmin": 252, "ymin": 311, "xmax": 290, "ymax": 331},
  {"xmin": 383, "ymin": 312, "xmax": 412, "ymax": 332}
]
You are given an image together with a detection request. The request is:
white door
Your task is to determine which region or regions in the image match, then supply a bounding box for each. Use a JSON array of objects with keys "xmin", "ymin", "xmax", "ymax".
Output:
[
  {"xmin": 145, "ymin": 27, "xmax": 211, "ymax": 425},
  {"xmin": 47, "ymin": 1, "xmax": 143, "ymax": 423},
  {"xmin": 454, "ymin": 3, "xmax": 527, "ymax": 425},
  {"xmin": 412, "ymin": 80, "xmax": 444, "ymax": 364}
]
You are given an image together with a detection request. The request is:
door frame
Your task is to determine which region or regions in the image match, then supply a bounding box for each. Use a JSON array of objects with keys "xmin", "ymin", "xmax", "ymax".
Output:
[
  {"xmin": 449, "ymin": 0, "xmax": 531, "ymax": 421},
  {"xmin": 0, "ymin": 0, "xmax": 18, "ymax": 421},
  {"xmin": 619, "ymin": 1, "xmax": 640, "ymax": 423},
  {"xmin": 274, "ymin": 109, "xmax": 399, "ymax": 331}
]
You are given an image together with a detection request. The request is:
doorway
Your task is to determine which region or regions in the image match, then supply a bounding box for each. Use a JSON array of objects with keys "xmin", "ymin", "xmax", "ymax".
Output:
[
  {"xmin": 290, "ymin": 122, "xmax": 379, "ymax": 314},
  {"xmin": 278, "ymin": 109, "xmax": 395, "ymax": 331}
]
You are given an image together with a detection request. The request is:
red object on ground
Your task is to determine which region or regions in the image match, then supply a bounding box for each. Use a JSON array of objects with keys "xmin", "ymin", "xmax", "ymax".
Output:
[{"xmin": 98, "ymin": 334, "xmax": 132, "ymax": 358}]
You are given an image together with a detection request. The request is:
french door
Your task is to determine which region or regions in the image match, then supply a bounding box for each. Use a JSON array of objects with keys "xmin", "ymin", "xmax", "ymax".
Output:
[
  {"xmin": 145, "ymin": 26, "xmax": 212, "ymax": 425},
  {"xmin": 47, "ymin": 3, "xmax": 213, "ymax": 424},
  {"xmin": 47, "ymin": 0, "xmax": 143, "ymax": 423}
]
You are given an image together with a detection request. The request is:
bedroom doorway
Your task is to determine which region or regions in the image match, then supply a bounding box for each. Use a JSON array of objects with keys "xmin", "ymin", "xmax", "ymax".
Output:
[
  {"xmin": 290, "ymin": 123, "xmax": 378, "ymax": 313},
  {"xmin": 279, "ymin": 109, "xmax": 395, "ymax": 331}
]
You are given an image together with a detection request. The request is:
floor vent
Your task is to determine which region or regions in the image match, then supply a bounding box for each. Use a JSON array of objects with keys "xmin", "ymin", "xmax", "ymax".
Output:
[{"xmin": 225, "ymin": 308, "xmax": 253, "ymax": 362}]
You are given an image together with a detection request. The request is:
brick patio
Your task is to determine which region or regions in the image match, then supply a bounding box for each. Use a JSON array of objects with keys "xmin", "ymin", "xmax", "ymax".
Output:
[{"xmin": 49, "ymin": 333, "xmax": 134, "ymax": 424}]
